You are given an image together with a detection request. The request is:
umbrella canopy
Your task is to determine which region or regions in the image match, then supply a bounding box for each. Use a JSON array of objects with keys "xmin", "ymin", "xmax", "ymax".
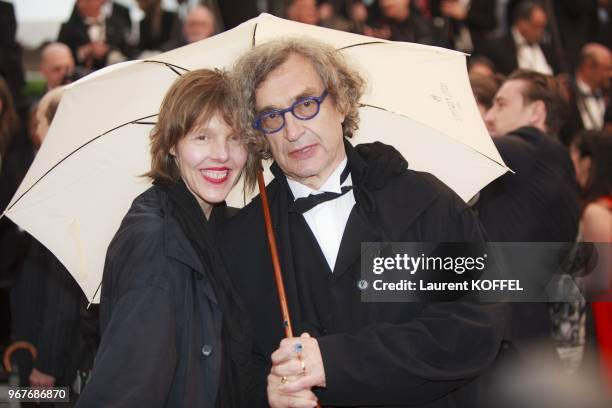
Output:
[{"xmin": 2, "ymin": 13, "xmax": 509, "ymax": 303}]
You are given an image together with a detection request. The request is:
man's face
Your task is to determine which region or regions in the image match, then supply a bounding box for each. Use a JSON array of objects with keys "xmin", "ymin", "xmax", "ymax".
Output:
[
  {"xmin": 287, "ymin": 0, "xmax": 319, "ymax": 25},
  {"xmin": 255, "ymin": 53, "xmax": 346, "ymax": 189},
  {"xmin": 184, "ymin": 7, "xmax": 215, "ymax": 43},
  {"xmin": 379, "ymin": 0, "xmax": 410, "ymax": 21},
  {"xmin": 41, "ymin": 49, "xmax": 75, "ymax": 89},
  {"xmin": 77, "ymin": 0, "xmax": 105, "ymax": 18},
  {"xmin": 591, "ymin": 52, "xmax": 612, "ymax": 91},
  {"xmin": 484, "ymin": 80, "xmax": 537, "ymax": 137},
  {"xmin": 516, "ymin": 7, "xmax": 547, "ymax": 44}
]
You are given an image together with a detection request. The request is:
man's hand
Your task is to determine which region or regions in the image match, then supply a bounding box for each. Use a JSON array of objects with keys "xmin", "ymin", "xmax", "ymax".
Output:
[
  {"xmin": 77, "ymin": 43, "xmax": 94, "ymax": 62},
  {"xmin": 90, "ymin": 41, "xmax": 109, "ymax": 59},
  {"xmin": 271, "ymin": 333, "xmax": 326, "ymax": 394},
  {"xmin": 268, "ymin": 373, "xmax": 318, "ymax": 408},
  {"xmin": 29, "ymin": 368, "xmax": 55, "ymax": 388}
]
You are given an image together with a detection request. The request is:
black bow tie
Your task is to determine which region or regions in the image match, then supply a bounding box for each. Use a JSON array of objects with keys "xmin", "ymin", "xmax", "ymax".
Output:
[{"xmin": 290, "ymin": 164, "xmax": 352, "ymax": 214}]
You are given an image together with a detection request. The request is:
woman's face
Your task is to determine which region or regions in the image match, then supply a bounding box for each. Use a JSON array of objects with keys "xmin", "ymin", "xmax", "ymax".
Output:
[
  {"xmin": 172, "ymin": 112, "xmax": 247, "ymax": 216},
  {"xmin": 570, "ymin": 143, "xmax": 592, "ymax": 190}
]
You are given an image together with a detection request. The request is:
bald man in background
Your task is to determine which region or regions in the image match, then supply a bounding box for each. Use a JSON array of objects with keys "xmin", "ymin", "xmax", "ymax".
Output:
[
  {"xmin": 39, "ymin": 42, "xmax": 75, "ymax": 92},
  {"xmin": 162, "ymin": 5, "xmax": 217, "ymax": 51},
  {"xmin": 560, "ymin": 43, "xmax": 612, "ymax": 145}
]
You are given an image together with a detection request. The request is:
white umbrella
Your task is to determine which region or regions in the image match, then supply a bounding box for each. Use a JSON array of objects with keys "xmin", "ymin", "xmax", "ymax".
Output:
[{"xmin": 2, "ymin": 13, "xmax": 509, "ymax": 303}]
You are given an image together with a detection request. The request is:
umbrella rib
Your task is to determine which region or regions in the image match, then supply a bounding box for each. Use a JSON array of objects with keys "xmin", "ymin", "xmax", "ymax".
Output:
[
  {"xmin": 3, "ymin": 113, "xmax": 158, "ymax": 214},
  {"xmin": 338, "ymin": 41, "xmax": 387, "ymax": 51},
  {"xmin": 143, "ymin": 60, "xmax": 189, "ymax": 76},
  {"xmin": 252, "ymin": 22, "xmax": 258, "ymax": 47},
  {"xmin": 90, "ymin": 282, "xmax": 103, "ymax": 307},
  {"xmin": 358, "ymin": 103, "xmax": 510, "ymax": 170}
]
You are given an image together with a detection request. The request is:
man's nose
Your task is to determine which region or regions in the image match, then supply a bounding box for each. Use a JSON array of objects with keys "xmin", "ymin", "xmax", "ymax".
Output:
[{"xmin": 283, "ymin": 112, "xmax": 304, "ymax": 142}]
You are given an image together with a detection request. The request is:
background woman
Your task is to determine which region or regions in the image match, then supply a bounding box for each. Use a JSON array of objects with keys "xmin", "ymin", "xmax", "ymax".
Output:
[{"xmin": 570, "ymin": 129, "xmax": 612, "ymax": 389}]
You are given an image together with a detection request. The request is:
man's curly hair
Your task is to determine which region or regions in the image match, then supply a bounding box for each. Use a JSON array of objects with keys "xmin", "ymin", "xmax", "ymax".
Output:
[{"xmin": 231, "ymin": 37, "xmax": 366, "ymax": 164}]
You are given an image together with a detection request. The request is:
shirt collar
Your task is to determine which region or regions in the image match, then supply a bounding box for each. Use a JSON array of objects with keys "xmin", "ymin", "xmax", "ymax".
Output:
[
  {"xmin": 512, "ymin": 27, "xmax": 530, "ymax": 47},
  {"xmin": 576, "ymin": 78, "xmax": 594, "ymax": 96},
  {"xmin": 287, "ymin": 157, "xmax": 350, "ymax": 200}
]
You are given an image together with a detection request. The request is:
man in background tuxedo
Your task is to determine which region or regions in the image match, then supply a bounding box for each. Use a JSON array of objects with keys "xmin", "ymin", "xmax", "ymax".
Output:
[
  {"xmin": 58, "ymin": 0, "xmax": 131, "ymax": 71},
  {"xmin": 560, "ymin": 43, "xmax": 611, "ymax": 145},
  {"xmin": 429, "ymin": 0, "xmax": 497, "ymax": 53},
  {"xmin": 221, "ymin": 38, "xmax": 507, "ymax": 408},
  {"xmin": 481, "ymin": 69, "xmax": 581, "ymax": 368},
  {"xmin": 483, "ymin": 0, "xmax": 560, "ymax": 76}
]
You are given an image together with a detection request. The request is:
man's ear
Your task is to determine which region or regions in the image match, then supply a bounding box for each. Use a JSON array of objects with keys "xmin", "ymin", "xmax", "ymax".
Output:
[{"xmin": 530, "ymin": 100, "xmax": 547, "ymax": 129}]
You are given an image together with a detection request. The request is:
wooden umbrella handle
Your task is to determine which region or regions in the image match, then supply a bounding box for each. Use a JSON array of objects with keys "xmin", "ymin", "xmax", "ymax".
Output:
[
  {"xmin": 3, "ymin": 341, "xmax": 37, "ymax": 373},
  {"xmin": 257, "ymin": 169, "xmax": 323, "ymax": 408},
  {"xmin": 257, "ymin": 169, "xmax": 294, "ymax": 338}
]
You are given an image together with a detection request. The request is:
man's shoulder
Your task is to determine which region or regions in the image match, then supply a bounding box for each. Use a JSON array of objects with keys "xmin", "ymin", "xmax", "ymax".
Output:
[
  {"xmin": 384, "ymin": 168, "xmax": 459, "ymax": 204},
  {"xmin": 378, "ymin": 169, "xmax": 471, "ymax": 220},
  {"xmin": 221, "ymin": 178, "xmax": 285, "ymax": 235},
  {"xmin": 373, "ymin": 169, "xmax": 482, "ymax": 241},
  {"xmin": 503, "ymin": 127, "xmax": 571, "ymax": 165}
]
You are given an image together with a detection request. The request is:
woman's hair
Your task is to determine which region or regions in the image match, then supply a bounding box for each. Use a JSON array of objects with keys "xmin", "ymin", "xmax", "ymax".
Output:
[
  {"xmin": 145, "ymin": 68, "xmax": 258, "ymax": 190},
  {"xmin": 0, "ymin": 77, "xmax": 21, "ymax": 159},
  {"xmin": 571, "ymin": 130, "xmax": 612, "ymax": 206},
  {"xmin": 231, "ymin": 37, "xmax": 365, "ymax": 160}
]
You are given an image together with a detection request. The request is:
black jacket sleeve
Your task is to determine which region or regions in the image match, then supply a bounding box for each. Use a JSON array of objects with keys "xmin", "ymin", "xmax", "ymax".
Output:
[
  {"xmin": 35, "ymin": 250, "xmax": 81, "ymax": 382},
  {"xmin": 76, "ymin": 284, "xmax": 177, "ymax": 408},
  {"xmin": 76, "ymin": 227, "xmax": 178, "ymax": 408}
]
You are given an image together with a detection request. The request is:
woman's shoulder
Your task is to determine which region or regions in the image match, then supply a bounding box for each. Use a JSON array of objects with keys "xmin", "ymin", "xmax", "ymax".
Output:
[
  {"xmin": 581, "ymin": 201, "xmax": 612, "ymax": 242},
  {"xmin": 108, "ymin": 186, "xmax": 170, "ymax": 262},
  {"xmin": 103, "ymin": 187, "xmax": 176, "ymax": 297}
]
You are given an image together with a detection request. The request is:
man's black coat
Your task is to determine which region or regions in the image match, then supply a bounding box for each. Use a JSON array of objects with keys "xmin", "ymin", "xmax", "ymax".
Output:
[
  {"xmin": 476, "ymin": 126, "xmax": 580, "ymax": 359},
  {"xmin": 57, "ymin": 7, "xmax": 131, "ymax": 70},
  {"xmin": 477, "ymin": 126, "xmax": 580, "ymax": 243},
  {"xmin": 220, "ymin": 142, "xmax": 508, "ymax": 407},
  {"xmin": 482, "ymin": 32, "xmax": 561, "ymax": 76}
]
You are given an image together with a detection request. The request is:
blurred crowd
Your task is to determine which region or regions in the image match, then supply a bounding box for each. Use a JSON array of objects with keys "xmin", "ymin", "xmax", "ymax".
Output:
[{"xmin": 0, "ymin": 0, "xmax": 611, "ymax": 405}]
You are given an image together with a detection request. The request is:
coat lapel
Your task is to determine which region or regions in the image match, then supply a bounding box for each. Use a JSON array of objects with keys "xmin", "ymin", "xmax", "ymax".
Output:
[
  {"xmin": 164, "ymin": 208, "xmax": 219, "ymax": 305},
  {"xmin": 332, "ymin": 142, "xmax": 441, "ymax": 280},
  {"xmin": 331, "ymin": 207, "xmax": 380, "ymax": 281}
]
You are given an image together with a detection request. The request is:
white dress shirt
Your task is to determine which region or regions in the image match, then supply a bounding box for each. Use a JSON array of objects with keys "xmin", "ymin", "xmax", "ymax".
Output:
[
  {"xmin": 287, "ymin": 157, "xmax": 356, "ymax": 271},
  {"xmin": 576, "ymin": 78, "xmax": 606, "ymax": 130},
  {"xmin": 512, "ymin": 28, "xmax": 553, "ymax": 75}
]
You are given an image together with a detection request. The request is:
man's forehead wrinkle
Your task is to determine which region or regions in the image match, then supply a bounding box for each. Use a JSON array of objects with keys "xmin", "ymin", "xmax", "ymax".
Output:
[{"xmin": 256, "ymin": 85, "xmax": 320, "ymax": 113}]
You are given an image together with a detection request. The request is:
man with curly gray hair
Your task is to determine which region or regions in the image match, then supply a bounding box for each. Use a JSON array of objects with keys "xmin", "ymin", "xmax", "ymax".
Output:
[{"xmin": 221, "ymin": 37, "xmax": 507, "ymax": 408}]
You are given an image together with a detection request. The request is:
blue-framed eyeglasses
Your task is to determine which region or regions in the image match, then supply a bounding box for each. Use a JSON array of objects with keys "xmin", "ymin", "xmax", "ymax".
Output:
[{"xmin": 252, "ymin": 90, "xmax": 329, "ymax": 134}]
